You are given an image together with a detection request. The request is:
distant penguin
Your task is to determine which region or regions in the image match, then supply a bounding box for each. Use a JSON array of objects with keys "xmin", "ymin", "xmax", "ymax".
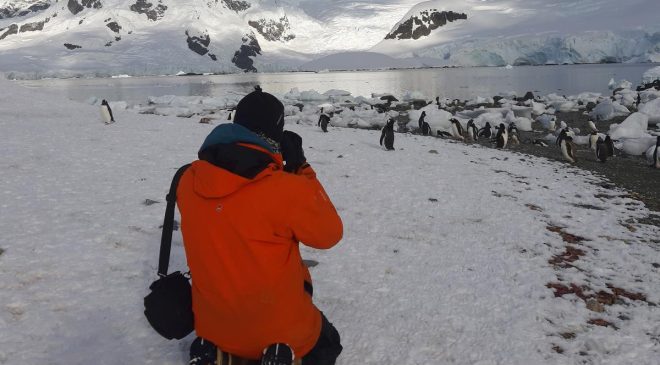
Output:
[
  {"xmin": 651, "ymin": 136, "xmax": 660, "ymax": 168},
  {"xmin": 588, "ymin": 131, "xmax": 599, "ymax": 151},
  {"xmin": 587, "ymin": 120, "xmax": 598, "ymax": 133},
  {"xmin": 380, "ymin": 118, "xmax": 395, "ymax": 150},
  {"xmin": 533, "ymin": 139, "xmax": 548, "ymax": 147},
  {"xmin": 560, "ymin": 135, "xmax": 577, "ymax": 163},
  {"xmin": 100, "ymin": 99, "xmax": 115, "ymax": 124},
  {"xmin": 495, "ymin": 123, "xmax": 508, "ymax": 149},
  {"xmin": 419, "ymin": 111, "xmax": 431, "ymax": 135},
  {"xmin": 435, "ymin": 96, "xmax": 440, "ymax": 106},
  {"xmin": 507, "ymin": 122, "xmax": 520, "ymax": 145},
  {"xmin": 449, "ymin": 118, "xmax": 464, "ymax": 140},
  {"xmin": 227, "ymin": 110, "xmax": 233, "ymax": 121},
  {"xmin": 318, "ymin": 113, "xmax": 330, "ymax": 132},
  {"xmin": 478, "ymin": 122, "xmax": 492, "ymax": 139},
  {"xmin": 466, "ymin": 119, "xmax": 478, "ymax": 141}
]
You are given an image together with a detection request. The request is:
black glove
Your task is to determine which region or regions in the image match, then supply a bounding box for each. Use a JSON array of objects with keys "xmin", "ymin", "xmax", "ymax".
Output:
[{"xmin": 280, "ymin": 130, "xmax": 306, "ymax": 173}]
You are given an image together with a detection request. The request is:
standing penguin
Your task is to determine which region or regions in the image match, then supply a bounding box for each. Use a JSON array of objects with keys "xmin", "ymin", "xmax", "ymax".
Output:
[
  {"xmin": 466, "ymin": 119, "xmax": 478, "ymax": 141},
  {"xmin": 507, "ymin": 122, "xmax": 520, "ymax": 145},
  {"xmin": 380, "ymin": 118, "xmax": 395, "ymax": 150},
  {"xmin": 318, "ymin": 110, "xmax": 330, "ymax": 132},
  {"xmin": 495, "ymin": 123, "xmax": 508, "ymax": 149},
  {"xmin": 100, "ymin": 99, "xmax": 115, "ymax": 124},
  {"xmin": 588, "ymin": 131, "xmax": 599, "ymax": 151},
  {"xmin": 561, "ymin": 135, "xmax": 577, "ymax": 163},
  {"xmin": 650, "ymin": 136, "xmax": 660, "ymax": 168},
  {"xmin": 555, "ymin": 128, "xmax": 568, "ymax": 146},
  {"xmin": 449, "ymin": 118, "xmax": 464, "ymax": 140},
  {"xmin": 419, "ymin": 111, "xmax": 431, "ymax": 136},
  {"xmin": 478, "ymin": 122, "xmax": 492, "ymax": 139},
  {"xmin": 595, "ymin": 137, "xmax": 608, "ymax": 162}
]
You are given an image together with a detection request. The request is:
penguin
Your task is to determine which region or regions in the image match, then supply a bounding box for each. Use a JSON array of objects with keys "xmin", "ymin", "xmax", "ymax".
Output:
[
  {"xmin": 588, "ymin": 131, "xmax": 599, "ymax": 151},
  {"xmin": 495, "ymin": 123, "xmax": 508, "ymax": 149},
  {"xmin": 466, "ymin": 119, "xmax": 478, "ymax": 141},
  {"xmin": 651, "ymin": 136, "xmax": 660, "ymax": 168},
  {"xmin": 418, "ymin": 111, "xmax": 430, "ymax": 135},
  {"xmin": 507, "ymin": 122, "xmax": 520, "ymax": 145},
  {"xmin": 437, "ymin": 130, "xmax": 453, "ymax": 138},
  {"xmin": 587, "ymin": 120, "xmax": 598, "ymax": 133},
  {"xmin": 532, "ymin": 139, "xmax": 548, "ymax": 147},
  {"xmin": 560, "ymin": 135, "xmax": 577, "ymax": 163},
  {"xmin": 380, "ymin": 118, "xmax": 395, "ymax": 150},
  {"xmin": 227, "ymin": 110, "xmax": 233, "ymax": 121},
  {"xmin": 435, "ymin": 96, "xmax": 440, "ymax": 106},
  {"xmin": 595, "ymin": 137, "xmax": 608, "ymax": 162},
  {"xmin": 478, "ymin": 122, "xmax": 492, "ymax": 139},
  {"xmin": 449, "ymin": 118, "xmax": 464, "ymax": 140},
  {"xmin": 555, "ymin": 128, "xmax": 568, "ymax": 146},
  {"xmin": 100, "ymin": 99, "xmax": 115, "ymax": 124},
  {"xmin": 318, "ymin": 113, "xmax": 330, "ymax": 132},
  {"xmin": 604, "ymin": 135, "xmax": 615, "ymax": 157}
]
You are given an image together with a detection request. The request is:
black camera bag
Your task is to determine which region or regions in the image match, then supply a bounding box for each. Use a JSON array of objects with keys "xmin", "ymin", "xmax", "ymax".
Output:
[{"xmin": 144, "ymin": 164, "xmax": 193, "ymax": 340}]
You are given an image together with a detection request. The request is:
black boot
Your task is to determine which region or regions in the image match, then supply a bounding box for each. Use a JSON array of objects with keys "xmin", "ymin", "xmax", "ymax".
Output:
[
  {"xmin": 189, "ymin": 337, "xmax": 217, "ymax": 365},
  {"xmin": 261, "ymin": 343, "xmax": 294, "ymax": 365}
]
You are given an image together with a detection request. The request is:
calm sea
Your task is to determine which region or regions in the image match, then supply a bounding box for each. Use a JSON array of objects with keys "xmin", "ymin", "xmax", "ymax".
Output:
[{"xmin": 17, "ymin": 63, "xmax": 659, "ymax": 103}]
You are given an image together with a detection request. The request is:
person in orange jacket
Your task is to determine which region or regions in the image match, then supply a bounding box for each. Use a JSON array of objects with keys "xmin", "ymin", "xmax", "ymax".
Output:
[{"xmin": 177, "ymin": 87, "xmax": 344, "ymax": 365}]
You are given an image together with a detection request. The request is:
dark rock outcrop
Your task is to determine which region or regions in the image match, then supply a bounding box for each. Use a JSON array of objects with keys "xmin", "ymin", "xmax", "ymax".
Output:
[
  {"xmin": 248, "ymin": 16, "xmax": 295, "ymax": 42},
  {"xmin": 221, "ymin": 0, "xmax": 251, "ymax": 13},
  {"xmin": 0, "ymin": 24, "xmax": 18, "ymax": 40},
  {"xmin": 68, "ymin": 0, "xmax": 102, "ymax": 15},
  {"xmin": 232, "ymin": 33, "xmax": 261, "ymax": 72},
  {"xmin": 130, "ymin": 0, "xmax": 168, "ymax": 21},
  {"xmin": 64, "ymin": 43, "xmax": 82, "ymax": 50},
  {"xmin": 186, "ymin": 30, "xmax": 211, "ymax": 56},
  {"xmin": 385, "ymin": 10, "xmax": 467, "ymax": 40},
  {"xmin": 106, "ymin": 21, "xmax": 122, "ymax": 33},
  {"xmin": 19, "ymin": 21, "xmax": 45, "ymax": 33},
  {"xmin": 0, "ymin": 1, "xmax": 50, "ymax": 19}
]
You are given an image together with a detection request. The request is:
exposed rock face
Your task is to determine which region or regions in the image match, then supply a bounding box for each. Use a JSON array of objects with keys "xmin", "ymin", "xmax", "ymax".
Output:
[
  {"xmin": 385, "ymin": 10, "xmax": 467, "ymax": 40},
  {"xmin": 64, "ymin": 43, "xmax": 82, "ymax": 49},
  {"xmin": 220, "ymin": 0, "xmax": 251, "ymax": 13},
  {"xmin": 130, "ymin": 0, "xmax": 168, "ymax": 21},
  {"xmin": 248, "ymin": 16, "xmax": 295, "ymax": 42},
  {"xmin": 0, "ymin": 1, "xmax": 50, "ymax": 19},
  {"xmin": 0, "ymin": 24, "xmax": 18, "ymax": 40},
  {"xmin": 106, "ymin": 21, "xmax": 121, "ymax": 33},
  {"xmin": 186, "ymin": 30, "xmax": 211, "ymax": 56},
  {"xmin": 68, "ymin": 0, "xmax": 103, "ymax": 15},
  {"xmin": 232, "ymin": 33, "xmax": 260, "ymax": 72},
  {"xmin": 19, "ymin": 20, "xmax": 46, "ymax": 32}
]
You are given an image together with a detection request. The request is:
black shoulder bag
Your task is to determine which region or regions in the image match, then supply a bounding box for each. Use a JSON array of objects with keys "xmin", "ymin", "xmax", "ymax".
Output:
[{"xmin": 144, "ymin": 164, "xmax": 194, "ymax": 340}]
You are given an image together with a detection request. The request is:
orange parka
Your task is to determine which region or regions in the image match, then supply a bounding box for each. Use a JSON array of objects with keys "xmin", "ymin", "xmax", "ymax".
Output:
[{"xmin": 177, "ymin": 131, "xmax": 343, "ymax": 360}]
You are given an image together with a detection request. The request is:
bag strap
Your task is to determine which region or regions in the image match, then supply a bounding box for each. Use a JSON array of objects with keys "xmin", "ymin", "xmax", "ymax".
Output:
[{"xmin": 158, "ymin": 163, "xmax": 192, "ymax": 277}]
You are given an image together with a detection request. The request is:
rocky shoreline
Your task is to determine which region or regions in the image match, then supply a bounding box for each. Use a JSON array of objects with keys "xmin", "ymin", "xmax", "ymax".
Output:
[{"xmin": 471, "ymin": 111, "xmax": 659, "ymax": 217}]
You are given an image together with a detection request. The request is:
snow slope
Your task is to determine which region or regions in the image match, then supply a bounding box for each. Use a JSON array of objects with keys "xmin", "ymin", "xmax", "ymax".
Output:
[
  {"xmin": 1, "ymin": 77, "xmax": 659, "ymax": 364},
  {"xmin": 0, "ymin": 0, "xmax": 659, "ymax": 77}
]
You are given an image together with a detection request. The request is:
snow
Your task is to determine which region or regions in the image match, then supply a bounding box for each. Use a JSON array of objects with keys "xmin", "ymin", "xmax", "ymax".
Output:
[
  {"xmin": 1, "ymin": 77, "xmax": 660, "ymax": 364},
  {"xmin": 0, "ymin": 1, "xmax": 659, "ymax": 77}
]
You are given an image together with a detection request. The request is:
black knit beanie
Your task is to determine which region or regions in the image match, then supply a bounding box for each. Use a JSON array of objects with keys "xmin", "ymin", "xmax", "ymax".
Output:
[{"xmin": 233, "ymin": 87, "xmax": 285, "ymax": 144}]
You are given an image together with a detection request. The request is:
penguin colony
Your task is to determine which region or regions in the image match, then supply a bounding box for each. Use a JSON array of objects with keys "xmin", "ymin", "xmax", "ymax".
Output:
[{"xmin": 301, "ymin": 84, "xmax": 657, "ymax": 169}]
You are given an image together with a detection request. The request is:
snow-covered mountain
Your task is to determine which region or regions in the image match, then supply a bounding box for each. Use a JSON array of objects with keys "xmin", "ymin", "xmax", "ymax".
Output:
[{"xmin": 0, "ymin": 0, "xmax": 659, "ymax": 78}]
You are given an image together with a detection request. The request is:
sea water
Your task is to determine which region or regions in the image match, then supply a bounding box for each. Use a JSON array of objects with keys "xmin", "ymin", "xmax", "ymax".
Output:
[{"xmin": 17, "ymin": 63, "xmax": 659, "ymax": 104}]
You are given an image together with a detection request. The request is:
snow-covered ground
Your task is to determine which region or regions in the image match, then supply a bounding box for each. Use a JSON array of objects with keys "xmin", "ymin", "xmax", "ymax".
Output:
[{"xmin": 1, "ymin": 77, "xmax": 659, "ymax": 365}]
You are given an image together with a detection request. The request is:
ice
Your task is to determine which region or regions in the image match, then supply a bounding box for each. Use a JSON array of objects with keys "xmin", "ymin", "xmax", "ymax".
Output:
[
  {"xmin": 608, "ymin": 113, "xmax": 649, "ymax": 139},
  {"xmin": 638, "ymin": 98, "xmax": 660, "ymax": 125},
  {"xmin": 642, "ymin": 66, "xmax": 660, "ymax": 84},
  {"xmin": 589, "ymin": 99, "xmax": 630, "ymax": 121}
]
